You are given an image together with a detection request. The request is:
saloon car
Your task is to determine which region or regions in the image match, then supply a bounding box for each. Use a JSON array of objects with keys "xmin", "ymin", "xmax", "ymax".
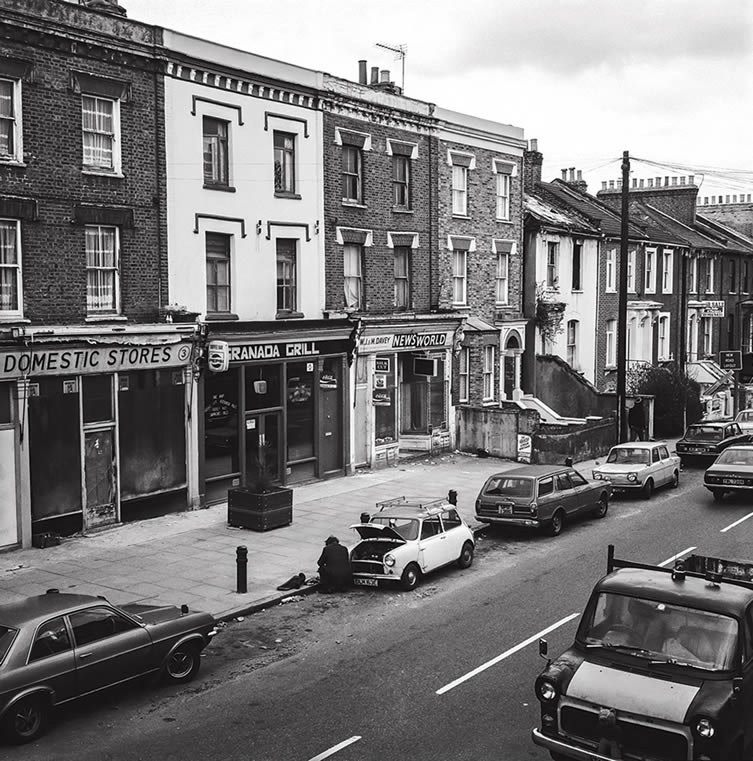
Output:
[
  {"xmin": 0, "ymin": 591, "xmax": 219, "ymax": 744},
  {"xmin": 349, "ymin": 497, "xmax": 475, "ymax": 591},
  {"xmin": 592, "ymin": 441, "xmax": 680, "ymax": 498},
  {"xmin": 734, "ymin": 408, "xmax": 753, "ymax": 435},
  {"xmin": 474, "ymin": 464, "xmax": 611, "ymax": 537},
  {"xmin": 676, "ymin": 420, "xmax": 751, "ymax": 465},
  {"xmin": 704, "ymin": 444, "xmax": 753, "ymax": 502}
]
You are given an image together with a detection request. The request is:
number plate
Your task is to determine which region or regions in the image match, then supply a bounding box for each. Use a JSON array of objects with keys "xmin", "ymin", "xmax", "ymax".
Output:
[
  {"xmin": 723, "ymin": 479, "xmax": 744, "ymax": 485},
  {"xmin": 353, "ymin": 577, "xmax": 378, "ymax": 587},
  {"xmin": 497, "ymin": 504, "xmax": 512, "ymax": 515}
]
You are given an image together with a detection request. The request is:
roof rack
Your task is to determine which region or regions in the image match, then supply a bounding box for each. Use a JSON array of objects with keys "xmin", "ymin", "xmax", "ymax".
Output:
[
  {"xmin": 375, "ymin": 496, "xmax": 448, "ymax": 513},
  {"xmin": 606, "ymin": 544, "xmax": 753, "ymax": 591}
]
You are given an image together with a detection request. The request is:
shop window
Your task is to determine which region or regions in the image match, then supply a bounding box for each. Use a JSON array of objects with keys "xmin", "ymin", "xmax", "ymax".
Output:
[
  {"xmin": 244, "ymin": 364, "xmax": 281, "ymax": 410},
  {"xmin": 82, "ymin": 374, "xmax": 113, "ymax": 423},
  {"xmin": 287, "ymin": 362, "xmax": 314, "ymax": 462},
  {"xmin": 204, "ymin": 369, "xmax": 239, "ymax": 479},
  {"xmin": 400, "ymin": 355, "xmax": 446, "ymax": 435},
  {"xmin": 0, "ymin": 382, "xmax": 11, "ymax": 424},
  {"xmin": 374, "ymin": 355, "xmax": 396, "ymax": 444},
  {"xmin": 119, "ymin": 370, "xmax": 186, "ymax": 498}
]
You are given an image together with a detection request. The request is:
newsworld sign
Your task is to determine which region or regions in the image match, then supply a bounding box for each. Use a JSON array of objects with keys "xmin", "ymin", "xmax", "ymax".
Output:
[
  {"xmin": 359, "ymin": 332, "xmax": 452, "ymax": 353},
  {"xmin": 0, "ymin": 344, "xmax": 192, "ymax": 379}
]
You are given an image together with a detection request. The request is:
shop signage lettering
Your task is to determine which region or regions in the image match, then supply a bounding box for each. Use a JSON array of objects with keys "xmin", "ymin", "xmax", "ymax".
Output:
[
  {"xmin": 372, "ymin": 389, "xmax": 391, "ymax": 406},
  {"xmin": 360, "ymin": 332, "xmax": 450, "ymax": 352},
  {"xmin": 229, "ymin": 342, "xmax": 320, "ymax": 362},
  {"xmin": 0, "ymin": 344, "xmax": 191, "ymax": 379}
]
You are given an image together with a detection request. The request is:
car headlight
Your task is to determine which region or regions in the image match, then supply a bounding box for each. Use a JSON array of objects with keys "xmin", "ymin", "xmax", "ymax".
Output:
[
  {"xmin": 384, "ymin": 553, "xmax": 396, "ymax": 567},
  {"xmin": 695, "ymin": 717, "xmax": 715, "ymax": 738},
  {"xmin": 593, "ymin": 471, "xmax": 602, "ymax": 479},
  {"xmin": 627, "ymin": 472, "xmax": 637, "ymax": 482},
  {"xmin": 536, "ymin": 679, "xmax": 558, "ymax": 702},
  {"xmin": 530, "ymin": 502, "xmax": 538, "ymax": 517}
]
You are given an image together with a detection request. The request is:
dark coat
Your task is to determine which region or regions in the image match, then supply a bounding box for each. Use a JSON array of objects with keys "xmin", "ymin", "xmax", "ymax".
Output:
[
  {"xmin": 317, "ymin": 542, "xmax": 351, "ymax": 587},
  {"xmin": 628, "ymin": 403, "xmax": 645, "ymax": 428}
]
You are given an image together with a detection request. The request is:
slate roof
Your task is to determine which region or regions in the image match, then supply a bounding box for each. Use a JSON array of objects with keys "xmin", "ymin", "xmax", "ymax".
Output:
[
  {"xmin": 632, "ymin": 203, "xmax": 724, "ymax": 249},
  {"xmin": 525, "ymin": 194, "xmax": 600, "ymax": 236}
]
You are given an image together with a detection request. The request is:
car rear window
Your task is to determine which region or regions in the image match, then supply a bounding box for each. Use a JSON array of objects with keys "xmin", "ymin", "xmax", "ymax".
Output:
[
  {"xmin": 0, "ymin": 625, "xmax": 18, "ymax": 664},
  {"xmin": 715, "ymin": 448, "xmax": 753, "ymax": 466},
  {"xmin": 685, "ymin": 426, "xmax": 723, "ymax": 441},
  {"xmin": 484, "ymin": 477, "xmax": 533, "ymax": 498}
]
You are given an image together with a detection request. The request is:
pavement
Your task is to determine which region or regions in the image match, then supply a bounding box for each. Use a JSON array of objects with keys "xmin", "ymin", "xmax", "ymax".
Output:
[{"xmin": 0, "ymin": 443, "xmax": 675, "ymax": 621}]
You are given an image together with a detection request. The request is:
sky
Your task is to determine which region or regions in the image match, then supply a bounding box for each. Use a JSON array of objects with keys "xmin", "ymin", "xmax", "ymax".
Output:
[{"xmin": 122, "ymin": 0, "xmax": 753, "ymax": 201}]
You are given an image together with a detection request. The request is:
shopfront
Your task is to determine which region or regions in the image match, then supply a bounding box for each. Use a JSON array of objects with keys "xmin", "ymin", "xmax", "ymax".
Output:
[
  {"xmin": 354, "ymin": 318, "xmax": 464, "ymax": 468},
  {"xmin": 0, "ymin": 326, "xmax": 198, "ymax": 547},
  {"xmin": 200, "ymin": 320, "xmax": 354, "ymax": 504}
]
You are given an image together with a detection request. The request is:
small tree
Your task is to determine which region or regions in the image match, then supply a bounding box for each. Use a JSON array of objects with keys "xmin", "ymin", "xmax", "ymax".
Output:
[
  {"xmin": 535, "ymin": 282, "xmax": 566, "ymax": 349},
  {"xmin": 626, "ymin": 363, "xmax": 703, "ymax": 437}
]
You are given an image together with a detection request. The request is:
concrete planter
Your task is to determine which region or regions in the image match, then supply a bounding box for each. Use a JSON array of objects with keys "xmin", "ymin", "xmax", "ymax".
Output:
[{"xmin": 227, "ymin": 486, "xmax": 293, "ymax": 531}]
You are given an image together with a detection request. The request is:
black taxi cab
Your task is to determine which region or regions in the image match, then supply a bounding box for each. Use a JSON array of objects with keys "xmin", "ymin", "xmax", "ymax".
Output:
[{"xmin": 533, "ymin": 546, "xmax": 753, "ymax": 761}]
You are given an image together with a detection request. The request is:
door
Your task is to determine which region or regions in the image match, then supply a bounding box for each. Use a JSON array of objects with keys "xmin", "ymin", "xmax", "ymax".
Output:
[
  {"xmin": 319, "ymin": 360, "xmax": 342, "ymax": 475},
  {"xmin": 417, "ymin": 514, "xmax": 449, "ymax": 572},
  {"xmin": 555, "ymin": 472, "xmax": 578, "ymax": 517},
  {"xmin": 0, "ymin": 428, "xmax": 17, "ymax": 547},
  {"xmin": 83, "ymin": 428, "xmax": 117, "ymax": 530},
  {"xmin": 244, "ymin": 412, "xmax": 280, "ymax": 486}
]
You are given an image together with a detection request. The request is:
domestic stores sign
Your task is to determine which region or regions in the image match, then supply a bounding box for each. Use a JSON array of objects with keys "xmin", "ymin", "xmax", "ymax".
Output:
[
  {"xmin": 0, "ymin": 343, "xmax": 193, "ymax": 380},
  {"xmin": 359, "ymin": 331, "xmax": 452, "ymax": 353}
]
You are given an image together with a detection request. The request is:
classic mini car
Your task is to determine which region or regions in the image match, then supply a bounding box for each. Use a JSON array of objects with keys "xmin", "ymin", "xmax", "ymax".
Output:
[
  {"xmin": 676, "ymin": 420, "xmax": 751, "ymax": 465},
  {"xmin": 734, "ymin": 408, "xmax": 753, "ymax": 435},
  {"xmin": 533, "ymin": 546, "xmax": 753, "ymax": 761},
  {"xmin": 474, "ymin": 464, "xmax": 610, "ymax": 537},
  {"xmin": 704, "ymin": 444, "xmax": 753, "ymax": 502},
  {"xmin": 0, "ymin": 591, "xmax": 219, "ymax": 744},
  {"xmin": 592, "ymin": 441, "xmax": 680, "ymax": 498},
  {"xmin": 349, "ymin": 497, "xmax": 475, "ymax": 591}
]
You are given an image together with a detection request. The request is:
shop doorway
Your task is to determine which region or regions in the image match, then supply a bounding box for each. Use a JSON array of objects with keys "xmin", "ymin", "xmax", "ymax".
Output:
[
  {"xmin": 0, "ymin": 429, "xmax": 17, "ymax": 547},
  {"xmin": 319, "ymin": 359, "xmax": 342, "ymax": 475},
  {"xmin": 83, "ymin": 427, "xmax": 117, "ymax": 530},
  {"xmin": 244, "ymin": 412, "xmax": 281, "ymax": 486}
]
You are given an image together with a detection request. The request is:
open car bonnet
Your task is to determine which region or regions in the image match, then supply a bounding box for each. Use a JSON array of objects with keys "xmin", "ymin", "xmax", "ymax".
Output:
[{"xmin": 350, "ymin": 523, "xmax": 407, "ymax": 542}]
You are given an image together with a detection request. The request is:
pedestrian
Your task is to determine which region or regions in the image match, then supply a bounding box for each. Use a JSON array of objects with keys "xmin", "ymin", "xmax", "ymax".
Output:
[
  {"xmin": 317, "ymin": 535, "xmax": 352, "ymax": 593},
  {"xmin": 628, "ymin": 398, "xmax": 646, "ymax": 441}
]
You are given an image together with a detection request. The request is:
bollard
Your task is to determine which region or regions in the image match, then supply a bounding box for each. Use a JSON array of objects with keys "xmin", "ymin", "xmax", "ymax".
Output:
[
  {"xmin": 564, "ymin": 457, "xmax": 573, "ymax": 467},
  {"xmin": 236, "ymin": 545, "xmax": 248, "ymax": 593},
  {"xmin": 448, "ymin": 489, "xmax": 457, "ymax": 506}
]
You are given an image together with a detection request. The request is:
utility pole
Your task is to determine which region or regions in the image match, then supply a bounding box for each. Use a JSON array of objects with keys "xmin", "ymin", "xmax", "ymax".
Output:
[{"xmin": 616, "ymin": 151, "xmax": 630, "ymax": 444}]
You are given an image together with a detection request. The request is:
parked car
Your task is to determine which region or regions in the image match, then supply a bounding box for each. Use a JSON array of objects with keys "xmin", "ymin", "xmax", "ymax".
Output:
[
  {"xmin": 0, "ymin": 591, "xmax": 220, "ymax": 744},
  {"xmin": 592, "ymin": 441, "xmax": 680, "ymax": 498},
  {"xmin": 704, "ymin": 444, "xmax": 753, "ymax": 502},
  {"xmin": 676, "ymin": 420, "xmax": 751, "ymax": 465},
  {"xmin": 734, "ymin": 408, "xmax": 753, "ymax": 434},
  {"xmin": 349, "ymin": 497, "xmax": 475, "ymax": 591},
  {"xmin": 474, "ymin": 465, "xmax": 611, "ymax": 537}
]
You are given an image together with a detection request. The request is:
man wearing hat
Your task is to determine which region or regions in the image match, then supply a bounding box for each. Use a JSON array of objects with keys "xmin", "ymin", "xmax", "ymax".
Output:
[{"xmin": 317, "ymin": 535, "xmax": 352, "ymax": 593}]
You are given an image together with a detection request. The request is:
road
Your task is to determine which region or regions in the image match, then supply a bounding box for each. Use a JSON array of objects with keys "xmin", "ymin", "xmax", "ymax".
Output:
[{"xmin": 8, "ymin": 464, "xmax": 753, "ymax": 760}]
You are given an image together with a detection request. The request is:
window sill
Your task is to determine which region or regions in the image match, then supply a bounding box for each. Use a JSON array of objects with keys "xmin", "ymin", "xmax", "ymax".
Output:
[
  {"xmin": 571, "ymin": 289, "xmax": 584, "ymax": 294},
  {"xmin": 341, "ymin": 200, "xmax": 366, "ymax": 208},
  {"xmin": 391, "ymin": 206, "xmax": 413, "ymax": 214},
  {"xmin": 0, "ymin": 316, "xmax": 28, "ymax": 323},
  {"xmin": 452, "ymin": 213, "xmax": 470, "ymax": 220},
  {"xmin": 605, "ymin": 364, "xmax": 616, "ymax": 371},
  {"xmin": 85, "ymin": 314, "xmax": 127, "ymax": 322},
  {"xmin": 274, "ymin": 191, "xmax": 301, "ymax": 200},
  {"xmin": 205, "ymin": 312, "xmax": 239, "ymax": 321},
  {"xmin": 81, "ymin": 168, "xmax": 124, "ymax": 179},
  {"xmin": 203, "ymin": 183, "xmax": 236, "ymax": 193},
  {"xmin": 275, "ymin": 311, "xmax": 304, "ymax": 319},
  {"xmin": 481, "ymin": 400, "xmax": 497, "ymax": 406},
  {"xmin": 495, "ymin": 217, "xmax": 513, "ymax": 224},
  {"xmin": 0, "ymin": 159, "xmax": 26, "ymax": 168}
]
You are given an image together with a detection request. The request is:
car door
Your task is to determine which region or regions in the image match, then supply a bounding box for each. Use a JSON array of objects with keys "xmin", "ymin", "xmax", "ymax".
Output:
[
  {"xmin": 69, "ymin": 605, "xmax": 153, "ymax": 696},
  {"xmin": 648, "ymin": 446, "xmax": 665, "ymax": 486},
  {"xmin": 657, "ymin": 444, "xmax": 674, "ymax": 485},
  {"xmin": 23, "ymin": 616, "xmax": 77, "ymax": 702},
  {"xmin": 417, "ymin": 514, "xmax": 448, "ymax": 572},
  {"xmin": 567, "ymin": 469, "xmax": 595, "ymax": 511},
  {"xmin": 439, "ymin": 508, "xmax": 466, "ymax": 563},
  {"xmin": 536, "ymin": 476, "xmax": 556, "ymax": 522},
  {"xmin": 555, "ymin": 472, "xmax": 578, "ymax": 517}
]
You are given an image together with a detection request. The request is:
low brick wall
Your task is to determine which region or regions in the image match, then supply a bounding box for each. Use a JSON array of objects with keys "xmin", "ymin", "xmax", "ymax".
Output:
[{"xmin": 532, "ymin": 417, "xmax": 616, "ymax": 465}]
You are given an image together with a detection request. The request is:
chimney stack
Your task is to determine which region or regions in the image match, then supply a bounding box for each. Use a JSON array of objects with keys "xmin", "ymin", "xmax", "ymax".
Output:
[
  {"xmin": 380, "ymin": 70, "xmax": 390, "ymax": 83},
  {"xmin": 523, "ymin": 138, "xmax": 543, "ymax": 193},
  {"xmin": 370, "ymin": 67, "xmax": 379, "ymax": 85},
  {"xmin": 358, "ymin": 60, "xmax": 367, "ymax": 85}
]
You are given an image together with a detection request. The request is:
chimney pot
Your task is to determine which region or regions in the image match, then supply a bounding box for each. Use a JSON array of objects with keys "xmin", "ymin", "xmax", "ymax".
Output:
[
  {"xmin": 632, "ymin": 178, "xmax": 638, "ymax": 188},
  {"xmin": 671, "ymin": 177, "xmax": 677, "ymax": 186},
  {"xmin": 380, "ymin": 69, "xmax": 390, "ymax": 83},
  {"xmin": 576, "ymin": 170, "xmax": 582, "ymax": 180},
  {"xmin": 530, "ymin": 138, "xmax": 538, "ymax": 151},
  {"xmin": 639, "ymin": 179, "xmax": 645, "ymax": 188},
  {"xmin": 665, "ymin": 176, "xmax": 670, "ymax": 186},
  {"xmin": 602, "ymin": 181, "xmax": 607, "ymax": 190},
  {"xmin": 689, "ymin": 174, "xmax": 695, "ymax": 185},
  {"xmin": 726, "ymin": 195, "xmax": 731, "ymax": 203},
  {"xmin": 609, "ymin": 180, "xmax": 615, "ymax": 189},
  {"xmin": 569, "ymin": 167, "xmax": 575, "ymax": 181},
  {"xmin": 648, "ymin": 179, "xmax": 654, "ymax": 187},
  {"xmin": 358, "ymin": 60, "xmax": 367, "ymax": 85},
  {"xmin": 561, "ymin": 169, "xmax": 567, "ymax": 180},
  {"xmin": 370, "ymin": 66, "xmax": 379, "ymax": 84},
  {"xmin": 734, "ymin": 195, "xmax": 738, "ymax": 203},
  {"xmin": 680, "ymin": 176, "xmax": 686, "ymax": 185}
]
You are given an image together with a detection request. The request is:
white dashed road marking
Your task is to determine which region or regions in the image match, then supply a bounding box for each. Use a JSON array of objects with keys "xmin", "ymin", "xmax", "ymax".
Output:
[
  {"xmin": 307, "ymin": 736, "xmax": 362, "ymax": 761},
  {"xmin": 658, "ymin": 546, "xmax": 696, "ymax": 566},
  {"xmin": 721, "ymin": 512, "xmax": 753, "ymax": 533}
]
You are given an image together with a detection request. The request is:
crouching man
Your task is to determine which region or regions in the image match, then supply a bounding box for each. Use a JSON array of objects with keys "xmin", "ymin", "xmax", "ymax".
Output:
[{"xmin": 317, "ymin": 535, "xmax": 352, "ymax": 592}]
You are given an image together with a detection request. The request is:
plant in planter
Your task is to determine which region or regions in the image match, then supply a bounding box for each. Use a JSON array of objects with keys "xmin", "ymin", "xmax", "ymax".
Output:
[
  {"xmin": 535, "ymin": 282, "xmax": 567, "ymax": 350},
  {"xmin": 227, "ymin": 444, "xmax": 293, "ymax": 531}
]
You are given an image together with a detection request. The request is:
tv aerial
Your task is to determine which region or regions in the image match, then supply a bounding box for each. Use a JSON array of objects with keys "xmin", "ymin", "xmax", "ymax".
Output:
[{"xmin": 375, "ymin": 42, "xmax": 407, "ymax": 91}]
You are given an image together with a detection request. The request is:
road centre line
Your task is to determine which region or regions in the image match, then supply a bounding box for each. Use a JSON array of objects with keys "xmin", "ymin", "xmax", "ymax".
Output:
[
  {"xmin": 435, "ymin": 612, "xmax": 579, "ymax": 696},
  {"xmin": 721, "ymin": 512, "xmax": 753, "ymax": 533},
  {"xmin": 658, "ymin": 546, "xmax": 696, "ymax": 567},
  {"xmin": 307, "ymin": 736, "xmax": 361, "ymax": 761}
]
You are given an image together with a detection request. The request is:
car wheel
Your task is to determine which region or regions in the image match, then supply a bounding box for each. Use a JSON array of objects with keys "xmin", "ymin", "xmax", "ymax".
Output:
[
  {"xmin": 642, "ymin": 478, "xmax": 654, "ymax": 500},
  {"xmin": 548, "ymin": 510, "xmax": 564, "ymax": 537},
  {"xmin": 164, "ymin": 643, "xmax": 201, "ymax": 684},
  {"xmin": 670, "ymin": 470, "xmax": 679, "ymax": 488},
  {"xmin": 713, "ymin": 488, "xmax": 725, "ymax": 503},
  {"xmin": 593, "ymin": 494, "xmax": 609, "ymax": 519},
  {"xmin": 2, "ymin": 695, "xmax": 49, "ymax": 744},
  {"xmin": 457, "ymin": 541, "xmax": 474, "ymax": 569},
  {"xmin": 400, "ymin": 563, "xmax": 421, "ymax": 591}
]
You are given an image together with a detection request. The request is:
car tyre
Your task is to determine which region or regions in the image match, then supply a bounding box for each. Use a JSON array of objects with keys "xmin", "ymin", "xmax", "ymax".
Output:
[
  {"xmin": 548, "ymin": 510, "xmax": 564, "ymax": 537},
  {"xmin": 713, "ymin": 488, "xmax": 725, "ymax": 503},
  {"xmin": 400, "ymin": 563, "xmax": 421, "ymax": 591},
  {"xmin": 641, "ymin": 478, "xmax": 654, "ymax": 500},
  {"xmin": 163, "ymin": 643, "xmax": 201, "ymax": 684},
  {"xmin": 593, "ymin": 494, "xmax": 609, "ymax": 519},
  {"xmin": 670, "ymin": 470, "xmax": 679, "ymax": 488},
  {"xmin": 2, "ymin": 695, "xmax": 49, "ymax": 744},
  {"xmin": 457, "ymin": 541, "xmax": 474, "ymax": 569}
]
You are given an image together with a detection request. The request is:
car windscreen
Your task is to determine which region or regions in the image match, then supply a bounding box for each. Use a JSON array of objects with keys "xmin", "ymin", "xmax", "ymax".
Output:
[
  {"xmin": 370, "ymin": 516, "xmax": 419, "ymax": 540},
  {"xmin": 0, "ymin": 625, "xmax": 18, "ymax": 664},
  {"xmin": 685, "ymin": 426, "xmax": 723, "ymax": 441},
  {"xmin": 606, "ymin": 448, "xmax": 650, "ymax": 464},
  {"xmin": 738, "ymin": 411, "xmax": 753, "ymax": 423},
  {"xmin": 483, "ymin": 476, "xmax": 533, "ymax": 498},
  {"xmin": 579, "ymin": 592, "xmax": 738, "ymax": 671},
  {"xmin": 715, "ymin": 448, "xmax": 753, "ymax": 466}
]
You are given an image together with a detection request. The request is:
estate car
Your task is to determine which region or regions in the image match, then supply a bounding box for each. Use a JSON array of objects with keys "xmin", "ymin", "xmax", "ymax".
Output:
[
  {"xmin": 592, "ymin": 441, "xmax": 680, "ymax": 498},
  {"xmin": 0, "ymin": 591, "xmax": 219, "ymax": 744},
  {"xmin": 704, "ymin": 444, "xmax": 753, "ymax": 502},
  {"xmin": 349, "ymin": 497, "xmax": 475, "ymax": 591},
  {"xmin": 676, "ymin": 420, "xmax": 751, "ymax": 465},
  {"xmin": 474, "ymin": 465, "xmax": 611, "ymax": 537}
]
